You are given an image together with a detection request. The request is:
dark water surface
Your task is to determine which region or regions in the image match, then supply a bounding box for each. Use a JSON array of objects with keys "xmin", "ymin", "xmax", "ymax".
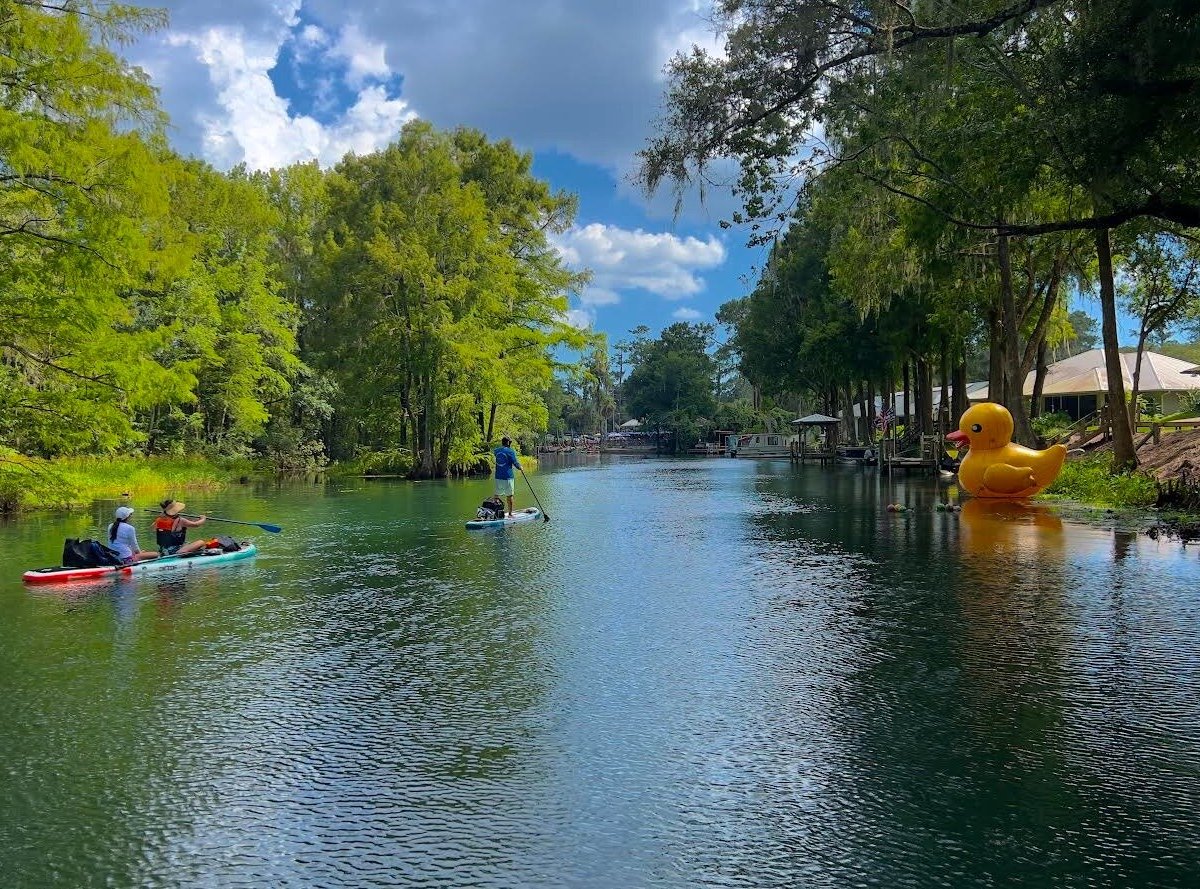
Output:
[{"xmin": 1, "ymin": 457, "xmax": 1198, "ymax": 887}]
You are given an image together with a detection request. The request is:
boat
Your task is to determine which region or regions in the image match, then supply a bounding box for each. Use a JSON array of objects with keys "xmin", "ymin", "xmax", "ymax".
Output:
[
  {"xmin": 23, "ymin": 543, "xmax": 258, "ymax": 585},
  {"xmin": 465, "ymin": 507, "xmax": 542, "ymax": 529},
  {"xmin": 837, "ymin": 445, "xmax": 879, "ymax": 466},
  {"xmin": 725, "ymin": 432, "xmax": 797, "ymax": 458}
]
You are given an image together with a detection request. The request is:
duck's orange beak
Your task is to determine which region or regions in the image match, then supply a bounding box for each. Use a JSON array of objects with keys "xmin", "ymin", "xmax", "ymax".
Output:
[{"xmin": 946, "ymin": 430, "xmax": 969, "ymax": 446}]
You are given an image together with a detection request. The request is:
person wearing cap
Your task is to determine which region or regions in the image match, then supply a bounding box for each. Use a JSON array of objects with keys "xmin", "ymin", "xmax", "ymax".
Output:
[
  {"xmin": 108, "ymin": 506, "xmax": 159, "ymax": 564},
  {"xmin": 493, "ymin": 436, "xmax": 522, "ymax": 518},
  {"xmin": 154, "ymin": 500, "xmax": 208, "ymax": 555}
]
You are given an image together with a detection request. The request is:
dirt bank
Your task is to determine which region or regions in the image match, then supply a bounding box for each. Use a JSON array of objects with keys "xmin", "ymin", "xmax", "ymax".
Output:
[
  {"xmin": 1132, "ymin": 428, "xmax": 1200, "ymax": 480},
  {"xmin": 1078, "ymin": 426, "xmax": 1200, "ymax": 480}
]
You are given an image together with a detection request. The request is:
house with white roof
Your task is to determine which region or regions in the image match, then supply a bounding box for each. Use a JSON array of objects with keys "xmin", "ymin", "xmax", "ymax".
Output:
[{"xmin": 975, "ymin": 349, "xmax": 1200, "ymax": 419}]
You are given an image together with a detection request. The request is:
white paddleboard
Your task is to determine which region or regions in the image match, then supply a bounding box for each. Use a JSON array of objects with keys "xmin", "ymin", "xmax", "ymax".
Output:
[{"xmin": 465, "ymin": 507, "xmax": 541, "ymax": 530}]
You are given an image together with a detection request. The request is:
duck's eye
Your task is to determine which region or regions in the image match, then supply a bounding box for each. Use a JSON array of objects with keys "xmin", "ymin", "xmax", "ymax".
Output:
[{"xmin": 971, "ymin": 423, "xmax": 982, "ymax": 433}]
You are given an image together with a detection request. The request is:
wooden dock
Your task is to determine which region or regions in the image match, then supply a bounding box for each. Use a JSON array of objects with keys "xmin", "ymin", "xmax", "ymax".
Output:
[{"xmin": 882, "ymin": 434, "xmax": 943, "ymax": 473}]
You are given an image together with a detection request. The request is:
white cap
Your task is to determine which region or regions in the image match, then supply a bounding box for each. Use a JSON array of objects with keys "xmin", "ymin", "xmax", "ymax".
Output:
[{"xmin": 114, "ymin": 506, "xmax": 134, "ymax": 520}]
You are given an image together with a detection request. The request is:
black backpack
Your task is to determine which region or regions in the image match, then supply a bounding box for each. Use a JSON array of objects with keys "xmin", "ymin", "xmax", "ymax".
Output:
[
  {"xmin": 62, "ymin": 538, "xmax": 123, "ymax": 568},
  {"xmin": 214, "ymin": 536, "xmax": 240, "ymax": 553}
]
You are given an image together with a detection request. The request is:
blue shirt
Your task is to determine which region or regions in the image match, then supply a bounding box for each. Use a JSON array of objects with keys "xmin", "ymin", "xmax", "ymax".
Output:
[{"xmin": 494, "ymin": 446, "xmax": 521, "ymax": 480}]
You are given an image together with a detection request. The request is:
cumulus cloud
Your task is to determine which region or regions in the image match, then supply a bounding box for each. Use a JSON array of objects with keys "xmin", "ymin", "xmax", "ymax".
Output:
[
  {"xmin": 138, "ymin": 0, "xmax": 735, "ymax": 177},
  {"xmin": 672, "ymin": 307, "xmax": 704, "ymax": 320},
  {"xmin": 330, "ymin": 23, "xmax": 391, "ymax": 86},
  {"xmin": 134, "ymin": 2, "xmax": 414, "ymax": 170},
  {"xmin": 553, "ymin": 223, "xmax": 726, "ymax": 306},
  {"xmin": 166, "ymin": 26, "xmax": 414, "ymax": 170}
]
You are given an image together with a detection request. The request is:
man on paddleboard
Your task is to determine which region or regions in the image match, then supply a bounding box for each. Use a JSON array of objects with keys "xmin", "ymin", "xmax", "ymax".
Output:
[{"xmin": 493, "ymin": 436, "xmax": 522, "ymax": 517}]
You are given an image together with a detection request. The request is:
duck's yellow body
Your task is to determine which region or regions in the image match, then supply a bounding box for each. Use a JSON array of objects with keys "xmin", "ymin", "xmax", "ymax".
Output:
[{"xmin": 946, "ymin": 403, "xmax": 1066, "ymax": 499}]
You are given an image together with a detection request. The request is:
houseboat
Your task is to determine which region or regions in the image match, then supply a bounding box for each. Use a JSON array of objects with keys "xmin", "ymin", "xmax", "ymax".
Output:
[{"xmin": 725, "ymin": 432, "xmax": 797, "ymax": 458}]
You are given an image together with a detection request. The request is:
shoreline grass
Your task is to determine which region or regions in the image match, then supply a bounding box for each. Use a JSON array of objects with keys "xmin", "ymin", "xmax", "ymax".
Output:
[
  {"xmin": 1038, "ymin": 456, "xmax": 1158, "ymax": 509},
  {"xmin": 0, "ymin": 453, "xmax": 255, "ymax": 513}
]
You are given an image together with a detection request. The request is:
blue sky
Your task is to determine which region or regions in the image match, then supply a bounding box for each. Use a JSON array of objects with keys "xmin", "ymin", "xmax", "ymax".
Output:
[{"xmin": 127, "ymin": 1, "xmax": 1127, "ymax": 349}]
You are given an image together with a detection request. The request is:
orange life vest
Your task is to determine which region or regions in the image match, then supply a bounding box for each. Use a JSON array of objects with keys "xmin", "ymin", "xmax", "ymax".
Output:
[{"xmin": 155, "ymin": 515, "xmax": 187, "ymax": 549}]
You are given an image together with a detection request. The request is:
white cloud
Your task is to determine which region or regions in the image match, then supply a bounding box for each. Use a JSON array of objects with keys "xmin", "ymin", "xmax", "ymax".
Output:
[
  {"xmin": 165, "ymin": 23, "xmax": 415, "ymax": 170},
  {"xmin": 553, "ymin": 223, "xmax": 726, "ymax": 304},
  {"xmin": 131, "ymin": 2, "xmax": 752, "ymax": 224},
  {"xmin": 330, "ymin": 24, "xmax": 391, "ymax": 86},
  {"xmin": 565, "ymin": 308, "xmax": 595, "ymax": 330},
  {"xmin": 579, "ymin": 287, "xmax": 623, "ymax": 308},
  {"xmin": 672, "ymin": 307, "xmax": 703, "ymax": 320}
]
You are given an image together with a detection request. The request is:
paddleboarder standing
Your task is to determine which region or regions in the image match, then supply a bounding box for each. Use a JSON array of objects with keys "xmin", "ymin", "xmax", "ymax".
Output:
[{"xmin": 493, "ymin": 436, "xmax": 522, "ymax": 517}]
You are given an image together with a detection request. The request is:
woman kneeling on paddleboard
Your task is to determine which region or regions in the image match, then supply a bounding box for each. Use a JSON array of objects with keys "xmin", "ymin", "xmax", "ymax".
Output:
[{"xmin": 155, "ymin": 500, "xmax": 208, "ymax": 555}]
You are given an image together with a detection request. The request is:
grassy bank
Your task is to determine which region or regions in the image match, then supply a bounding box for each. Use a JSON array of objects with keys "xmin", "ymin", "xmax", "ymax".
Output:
[
  {"xmin": 0, "ymin": 452, "xmax": 255, "ymax": 513},
  {"xmin": 326, "ymin": 450, "xmax": 539, "ymax": 479},
  {"xmin": 1038, "ymin": 456, "xmax": 1158, "ymax": 509}
]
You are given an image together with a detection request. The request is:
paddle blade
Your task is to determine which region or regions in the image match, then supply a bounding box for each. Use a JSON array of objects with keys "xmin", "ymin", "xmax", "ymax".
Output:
[
  {"xmin": 258, "ymin": 523, "xmax": 283, "ymax": 533},
  {"xmin": 542, "ymin": 513, "xmax": 550, "ymax": 523}
]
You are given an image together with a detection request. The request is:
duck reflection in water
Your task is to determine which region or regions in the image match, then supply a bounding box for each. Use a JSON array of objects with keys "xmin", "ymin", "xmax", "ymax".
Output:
[{"xmin": 955, "ymin": 498, "xmax": 1066, "ymax": 607}]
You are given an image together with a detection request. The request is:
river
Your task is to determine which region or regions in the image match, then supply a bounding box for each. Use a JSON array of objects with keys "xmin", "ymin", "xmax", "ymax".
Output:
[{"xmin": 1, "ymin": 456, "xmax": 1198, "ymax": 887}]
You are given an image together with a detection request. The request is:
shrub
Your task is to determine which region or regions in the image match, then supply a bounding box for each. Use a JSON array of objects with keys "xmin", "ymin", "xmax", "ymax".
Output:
[
  {"xmin": 1040, "ymin": 456, "xmax": 1157, "ymax": 508},
  {"xmin": 329, "ymin": 449, "xmax": 414, "ymax": 477},
  {"xmin": 1031, "ymin": 411, "xmax": 1073, "ymax": 443}
]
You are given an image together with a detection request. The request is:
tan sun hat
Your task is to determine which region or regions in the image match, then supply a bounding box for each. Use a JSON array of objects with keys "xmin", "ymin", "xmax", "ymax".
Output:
[{"xmin": 160, "ymin": 499, "xmax": 186, "ymax": 516}]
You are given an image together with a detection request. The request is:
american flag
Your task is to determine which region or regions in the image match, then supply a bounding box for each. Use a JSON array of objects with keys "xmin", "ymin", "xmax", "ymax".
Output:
[{"xmin": 874, "ymin": 407, "xmax": 894, "ymax": 431}]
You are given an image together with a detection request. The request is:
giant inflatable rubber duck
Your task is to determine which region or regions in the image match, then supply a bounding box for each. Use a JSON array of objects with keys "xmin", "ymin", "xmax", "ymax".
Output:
[{"xmin": 947, "ymin": 403, "xmax": 1066, "ymax": 498}]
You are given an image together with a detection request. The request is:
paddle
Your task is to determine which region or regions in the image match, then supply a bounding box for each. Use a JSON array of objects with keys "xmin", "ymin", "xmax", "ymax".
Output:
[
  {"xmin": 142, "ymin": 510, "xmax": 283, "ymax": 533},
  {"xmin": 518, "ymin": 466, "xmax": 551, "ymax": 523}
]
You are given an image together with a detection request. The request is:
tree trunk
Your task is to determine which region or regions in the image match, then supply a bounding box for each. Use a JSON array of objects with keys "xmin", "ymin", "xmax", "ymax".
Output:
[
  {"xmin": 952, "ymin": 359, "xmax": 968, "ymax": 426},
  {"xmin": 856, "ymin": 383, "xmax": 868, "ymax": 443},
  {"xmin": 1131, "ymin": 325, "xmax": 1150, "ymax": 428},
  {"xmin": 988, "ymin": 305, "xmax": 1005, "ymax": 408},
  {"xmin": 1031, "ymin": 339, "xmax": 1049, "ymax": 421},
  {"xmin": 437, "ymin": 423, "xmax": 452, "ymax": 477},
  {"xmin": 917, "ymin": 358, "xmax": 934, "ymax": 435},
  {"xmin": 866, "ymin": 379, "xmax": 877, "ymax": 441},
  {"xmin": 997, "ymin": 233, "xmax": 1035, "ymax": 445},
  {"xmin": 1095, "ymin": 227, "xmax": 1138, "ymax": 470},
  {"xmin": 939, "ymin": 341, "xmax": 950, "ymax": 435},
  {"xmin": 486, "ymin": 402, "xmax": 498, "ymax": 444}
]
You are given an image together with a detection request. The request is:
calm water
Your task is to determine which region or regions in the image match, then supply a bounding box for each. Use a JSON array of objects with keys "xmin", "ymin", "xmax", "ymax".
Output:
[{"xmin": 1, "ymin": 457, "xmax": 1198, "ymax": 887}]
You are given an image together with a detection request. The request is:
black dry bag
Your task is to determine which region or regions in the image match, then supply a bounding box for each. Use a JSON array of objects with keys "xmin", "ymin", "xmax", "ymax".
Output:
[{"xmin": 62, "ymin": 538, "xmax": 123, "ymax": 568}]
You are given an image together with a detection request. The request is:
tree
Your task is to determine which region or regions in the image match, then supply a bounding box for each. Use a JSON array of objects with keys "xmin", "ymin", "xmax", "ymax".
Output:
[
  {"xmin": 0, "ymin": 0, "xmax": 177, "ymax": 456},
  {"xmin": 1121, "ymin": 232, "xmax": 1200, "ymax": 419},
  {"xmin": 624, "ymin": 323, "xmax": 717, "ymax": 453},
  {"xmin": 305, "ymin": 122, "xmax": 584, "ymax": 477},
  {"xmin": 640, "ymin": 0, "xmax": 1200, "ymax": 467}
]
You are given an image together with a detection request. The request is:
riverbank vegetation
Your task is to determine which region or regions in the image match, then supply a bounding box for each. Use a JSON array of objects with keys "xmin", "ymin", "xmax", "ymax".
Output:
[
  {"xmin": 0, "ymin": 2, "xmax": 590, "ymax": 511},
  {"xmin": 638, "ymin": 0, "xmax": 1200, "ymax": 473},
  {"xmin": 0, "ymin": 453, "xmax": 250, "ymax": 513},
  {"xmin": 1041, "ymin": 458, "xmax": 1158, "ymax": 509}
]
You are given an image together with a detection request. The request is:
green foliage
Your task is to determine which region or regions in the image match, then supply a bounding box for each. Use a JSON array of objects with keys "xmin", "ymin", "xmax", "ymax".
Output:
[
  {"xmin": 1031, "ymin": 411, "xmax": 1073, "ymax": 443},
  {"xmin": 0, "ymin": 0, "xmax": 175, "ymax": 455},
  {"xmin": 305, "ymin": 122, "xmax": 585, "ymax": 477},
  {"xmin": 328, "ymin": 450, "xmax": 415, "ymax": 478},
  {"xmin": 0, "ymin": 450, "xmax": 249, "ymax": 513},
  {"xmin": 623, "ymin": 323, "xmax": 717, "ymax": 453},
  {"xmin": 0, "ymin": 7, "xmax": 596, "ymax": 494},
  {"xmin": 641, "ymin": 0, "xmax": 1200, "ymax": 462},
  {"xmin": 1041, "ymin": 457, "xmax": 1158, "ymax": 508}
]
